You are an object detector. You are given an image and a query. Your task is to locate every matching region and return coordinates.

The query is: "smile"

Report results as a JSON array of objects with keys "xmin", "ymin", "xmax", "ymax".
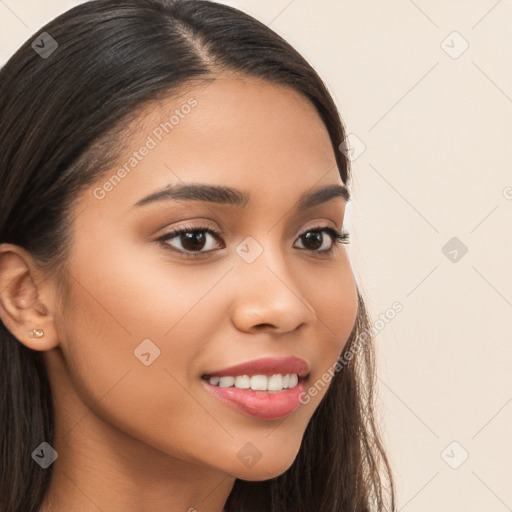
[{"xmin": 203, "ymin": 373, "xmax": 299, "ymax": 391}]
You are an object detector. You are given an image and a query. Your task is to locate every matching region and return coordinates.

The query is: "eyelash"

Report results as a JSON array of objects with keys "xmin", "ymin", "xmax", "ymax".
[{"xmin": 155, "ymin": 223, "xmax": 350, "ymax": 258}]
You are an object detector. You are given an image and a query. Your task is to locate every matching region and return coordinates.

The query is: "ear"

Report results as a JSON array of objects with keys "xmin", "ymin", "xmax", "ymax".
[{"xmin": 0, "ymin": 243, "xmax": 59, "ymax": 351}]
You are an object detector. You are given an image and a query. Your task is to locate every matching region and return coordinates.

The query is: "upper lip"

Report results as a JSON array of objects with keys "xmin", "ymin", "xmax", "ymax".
[{"xmin": 203, "ymin": 356, "xmax": 310, "ymax": 378}]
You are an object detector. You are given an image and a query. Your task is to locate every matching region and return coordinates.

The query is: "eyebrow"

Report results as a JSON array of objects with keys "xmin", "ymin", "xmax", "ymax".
[{"xmin": 133, "ymin": 182, "xmax": 350, "ymax": 210}]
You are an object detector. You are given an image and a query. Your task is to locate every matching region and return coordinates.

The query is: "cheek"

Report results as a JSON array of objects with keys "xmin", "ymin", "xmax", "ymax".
[
  {"xmin": 59, "ymin": 236, "xmax": 225, "ymax": 398},
  {"xmin": 64, "ymin": 226, "xmax": 225, "ymax": 340},
  {"xmin": 297, "ymin": 256, "xmax": 359, "ymax": 403},
  {"xmin": 306, "ymin": 256, "xmax": 359, "ymax": 354}
]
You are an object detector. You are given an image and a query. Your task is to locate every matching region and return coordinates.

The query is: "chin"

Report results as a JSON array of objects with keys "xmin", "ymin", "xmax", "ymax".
[{"xmin": 233, "ymin": 451, "xmax": 299, "ymax": 482}]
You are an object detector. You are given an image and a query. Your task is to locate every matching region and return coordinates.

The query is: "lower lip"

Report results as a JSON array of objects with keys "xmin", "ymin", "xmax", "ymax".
[{"xmin": 202, "ymin": 378, "xmax": 308, "ymax": 420}]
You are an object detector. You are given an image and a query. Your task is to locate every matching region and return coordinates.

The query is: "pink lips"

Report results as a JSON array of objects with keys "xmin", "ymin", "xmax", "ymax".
[{"xmin": 202, "ymin": 356, "xmax": 310, "ymax": 421}]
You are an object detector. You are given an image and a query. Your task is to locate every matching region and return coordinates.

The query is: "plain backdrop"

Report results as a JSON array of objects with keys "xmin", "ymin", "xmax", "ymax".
[{"xmin": 1, "ymin": 1, "xmax": 511, "ymax": 510}]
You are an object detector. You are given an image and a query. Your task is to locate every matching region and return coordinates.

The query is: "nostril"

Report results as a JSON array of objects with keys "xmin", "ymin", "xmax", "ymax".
[{"xmin": 254, "ymin": 323, "xmax": 275, "ymax": 330}]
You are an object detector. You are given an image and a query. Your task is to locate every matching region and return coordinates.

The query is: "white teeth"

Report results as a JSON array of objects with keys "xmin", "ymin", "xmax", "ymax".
[
  {"xmin": 234, "ymin": 375, "xmax": 251, "ymax": 389},
  {"xmin": 267, "ymin": 374, "xmax": 283, "ymax": 390},
  {"xmin": 250, "ymin": 375, "xmax": 268, "ymax": 390},
  {"xmin": 206, "ymin": 373, "xmax": 299, "ymax": 391},
  {"xmin": 218, "ymin": 376, "xmax": 235, "ymax": 387}
]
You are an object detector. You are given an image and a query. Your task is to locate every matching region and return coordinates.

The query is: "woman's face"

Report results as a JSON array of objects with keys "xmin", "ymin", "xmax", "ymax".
[{"xmin": 47, "ymin": 75, "xmax": 358, "ymax": 480}]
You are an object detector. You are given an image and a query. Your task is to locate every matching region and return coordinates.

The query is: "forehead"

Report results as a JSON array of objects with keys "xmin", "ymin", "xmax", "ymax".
[{"xmin": 82, "ymin": 75, "xmax": 343, "ymax": 215}]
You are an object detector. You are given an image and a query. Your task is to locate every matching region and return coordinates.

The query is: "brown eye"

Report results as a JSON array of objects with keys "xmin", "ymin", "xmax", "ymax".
[
  {"xmin": 294, "ymin": 227, "xmax": 350, "ymax": 253},
  {"xmin": 156, "ymin": 225, "xmax": 224, "ymax": 256}
]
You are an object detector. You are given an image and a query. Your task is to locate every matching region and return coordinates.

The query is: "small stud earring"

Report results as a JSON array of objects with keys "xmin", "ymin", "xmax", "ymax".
[{"xmin": 27, "ymin": 328, "xmax": 44, "ymax": 338}]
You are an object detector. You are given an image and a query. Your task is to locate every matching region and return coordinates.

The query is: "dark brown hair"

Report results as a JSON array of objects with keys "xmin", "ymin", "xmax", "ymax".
[{"xmin": 0, "ymin": 1, "xmax": 396, "ymax": 510}]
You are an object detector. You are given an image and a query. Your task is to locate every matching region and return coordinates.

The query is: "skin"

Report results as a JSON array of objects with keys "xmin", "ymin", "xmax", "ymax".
[{"xmin": 0, "ymin": 74, "xmax": 358, "ymax": 512}]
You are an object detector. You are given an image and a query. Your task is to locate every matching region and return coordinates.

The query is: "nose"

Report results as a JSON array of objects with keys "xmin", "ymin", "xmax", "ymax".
[{"xmin": 228, "ymin": 252, "xmax": 317, "ymax": 335}]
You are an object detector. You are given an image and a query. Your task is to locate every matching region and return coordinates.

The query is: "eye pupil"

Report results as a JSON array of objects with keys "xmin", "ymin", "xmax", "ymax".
[
  {"xmin": 302, "ymin": 231, "xmax": 323, "ymax": 250},
  {"xmin": 182, "ymin": 231, "xmax": 206, "ymax": 251}
]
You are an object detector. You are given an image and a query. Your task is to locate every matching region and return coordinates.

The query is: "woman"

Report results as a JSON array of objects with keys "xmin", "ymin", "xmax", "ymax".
[{"xmin": 0, "ymin": 1, "xmax": 396, "ymax": 510}]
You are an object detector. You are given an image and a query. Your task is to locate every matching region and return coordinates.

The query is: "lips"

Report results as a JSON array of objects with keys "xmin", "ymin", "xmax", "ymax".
[
  {"xmin": 202, "ymin": 378, "xmax": 309, "ymax": 420},
  {"xmin": 202, "ymin": 356, "xmax": 310, "ymax": 378},
  {"xmin": 200, "ymin": 356, "xmax": 311, "ymax": 420}
]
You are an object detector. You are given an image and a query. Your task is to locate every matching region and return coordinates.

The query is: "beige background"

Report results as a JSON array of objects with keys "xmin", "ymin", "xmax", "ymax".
[{"xmin": 1, "ymin": 1, "xmax": 511, "ymax": 510}]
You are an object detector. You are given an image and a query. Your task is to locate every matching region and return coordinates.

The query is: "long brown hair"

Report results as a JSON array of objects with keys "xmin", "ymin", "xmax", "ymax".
[{"xmin": 0, "ymin": 1, "xmax": 396, "ymax": 510}]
